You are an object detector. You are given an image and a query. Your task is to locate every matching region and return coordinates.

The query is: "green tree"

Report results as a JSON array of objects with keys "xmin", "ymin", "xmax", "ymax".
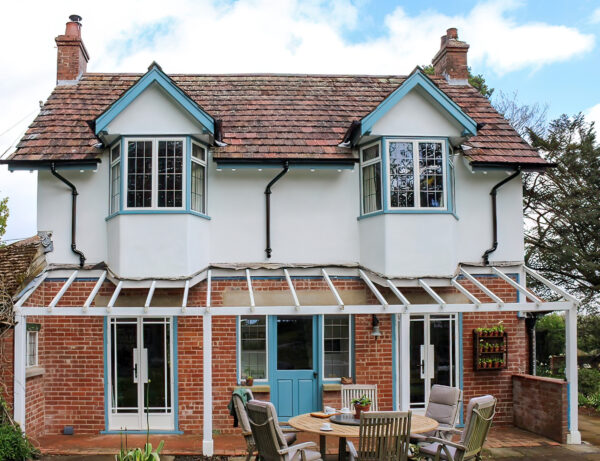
[
  {"xmin": 421, "ymin": 65, "xmax": 494, "ymax": 98},
  {"xmin": 524, "ymin": 114, "xmax": 600, "ymax": 312},
  {"xmin": 0, "ymin": 195, "xmax": 8, "ymax": 246},
  {"xmin": 578, "ymin": 314, "xmax": 600, "ymax": 354}
]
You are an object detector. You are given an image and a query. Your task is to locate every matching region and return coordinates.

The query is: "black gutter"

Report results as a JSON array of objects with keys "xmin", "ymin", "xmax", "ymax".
[
  {"xmin": 0, "ymin": 159, "xmax": 101, "ymax": 168},
  {"xmin": 265, "ymin": 161, "xmax": 289, "ymax": 259},
  {"xmin": 50, "ymin": 163, "xmax": 86, "ymax": 267},
  {"xmin": 482, "ymin": 167, "xmax": 521, "ymax": 265},
  {"xmin": 215, "ymin": 158, "xmax": 357, "ymax": 166}
]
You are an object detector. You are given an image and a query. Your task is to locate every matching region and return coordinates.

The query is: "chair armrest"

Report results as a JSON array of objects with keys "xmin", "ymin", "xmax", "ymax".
[
  {"xmin": 422, "ymin": 436, "xmax": 466, "ymax": 451},
  {"xmin": 279, "ymin": 442, "xmax": 318, "ymax": 454},
  {"xmin": 278, "ymin": 422, "xmax": 300, "ymax": 432},
  {"xmin": 437, "ymin": 426, "xmax": 462, "ymax": 436},
  {"xmin": 409, "ymin": 433, "xmax": 427, "ymax": 443}
]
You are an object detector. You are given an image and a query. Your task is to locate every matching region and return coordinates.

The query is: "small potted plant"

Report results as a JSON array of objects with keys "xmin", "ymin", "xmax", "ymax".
[
  {"xmin": 245, "ymin": 375, "xmax": 254, "ymax": 387},
  {"xmin": 351, "ymin": 394, "xmax": 372, "ymax": 418}
]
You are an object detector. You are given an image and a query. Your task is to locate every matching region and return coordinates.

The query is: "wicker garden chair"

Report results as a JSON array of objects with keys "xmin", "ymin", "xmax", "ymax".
[
  {"xmin": 415, "ymin": 395, "xmax": 496, "ymax": 461},
  {"xmin": 346, "ymin": 411, "xmax": 412, "ymax": 461},
  {"xmin": 247, "ymin": 399, "xmax": 321, "ymax": 461},
  {"xmin": 233, "ymin": 391, "xmax": 298, "ymax": 461}
]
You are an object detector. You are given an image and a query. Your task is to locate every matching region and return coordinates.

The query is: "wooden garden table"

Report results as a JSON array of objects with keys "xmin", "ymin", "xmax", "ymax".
[{"xmin": 288, "ymin": 412, "xmax": 438, "ymax": 461}]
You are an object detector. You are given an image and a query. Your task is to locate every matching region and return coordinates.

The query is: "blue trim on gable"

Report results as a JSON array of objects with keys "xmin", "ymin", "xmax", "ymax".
[
  {"xmin": 95, "ymin": 65, "xmax": 215, "ymax": 135},
  {"xmin": 360, "ymin": 71, "xmax": 477, "ymax": 137}
]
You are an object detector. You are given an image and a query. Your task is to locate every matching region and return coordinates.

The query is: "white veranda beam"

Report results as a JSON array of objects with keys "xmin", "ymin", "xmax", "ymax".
[
  {"xmin": 322, "ymin": 268, "xmax": 344, "ymax": 309},
  {"xmin": 451, "ymin": 278, "xmax": 481, "ymax": 307},
  {"xmin": 524, "ymin": 267, "xmax": 579, "ymax": 304},
  {"xmin": 14, "ymin": 272, "xmax": 48, "ymax": 309},
  {"xmin": 284, "ymin": 269, "xmax": 300, "ymax": 310},
  {"xmin": 358, "ymin": 269, "xmax": 388, "ymax": 307},
  {"xmin": 144, "ymin": 280, "xmax": 157, "ymax": 312},
  {"xmin": 48, "ymin": 270, "xmax": 78, "ymax": 310},
  {"xmin": 246, "ymin": 269, "xmax": 255, "ymax": 312},
  {"xmin": 206, "ymin": 270, "xmax": 212, "ymax": 312},
  {"xmin": 418, "ymin": 279, "xmax": 446, "ymax": 308},
  {"xmin": 107, "ymin": 281, "xmax": 123, "ymax": 311},
  {"xmin": 459, "ymin": 269, "xmax": 504, "ymax": 306},
  {"xmin": 83, "ymin": 271, "xmax": 107, "ymax": 311},
  {"xmin": 491, "ymin": 267, "xmax": 543, "ymax": 306},
  {"xmin": 181, "ymin": 280, "xmax": 190, "ymax": 312},
  {"xmin": 386, "ymin": 280, "xmax": 411, "ymax": 308}
]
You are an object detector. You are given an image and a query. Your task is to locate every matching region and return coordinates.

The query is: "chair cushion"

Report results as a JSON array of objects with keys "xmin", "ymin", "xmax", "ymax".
[
  {"xmin": 418, "ymin": 442, "xmax": 456, "ymax": 460},
  {"xmin": 425, "ymin": 385, "xmax": 461, "ymax": 426},
  {"xmin": 290, "ymin": 448, "xmax": 322, "ymax": 461}
]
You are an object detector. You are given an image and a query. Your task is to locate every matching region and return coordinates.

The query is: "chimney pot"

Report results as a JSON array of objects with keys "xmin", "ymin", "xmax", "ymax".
[{"xmin": 431, "ymin": 27, "xmax": 469, "ymax": 83}]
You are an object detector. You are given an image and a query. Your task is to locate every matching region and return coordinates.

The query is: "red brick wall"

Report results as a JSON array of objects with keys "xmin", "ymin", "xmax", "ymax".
[
  {"xmin": 25, "ymin": 375, "xmax": 45, "ymax": 441},
  {"xmin": 0, "ymin": 328, "xmax": 14, "ymax": 414},
  {"xmin": 178, "ymin": 317, "xmax": 204, "ymax": 433},
  {"xmin": 512, "ymin": 374, "xmax": 567, "ymax": 443}
]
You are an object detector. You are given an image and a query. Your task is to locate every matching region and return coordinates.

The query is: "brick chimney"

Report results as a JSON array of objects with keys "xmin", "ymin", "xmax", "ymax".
[
  {"xmin": 55, "ymin": 15, "xmax": 89, "ymax": 84},
  {"xmin": 431, "ymin": 28, "xmax": 469, "ymax": 83}
]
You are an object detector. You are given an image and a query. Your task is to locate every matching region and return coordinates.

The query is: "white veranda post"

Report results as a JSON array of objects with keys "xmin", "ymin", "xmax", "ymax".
[
  {"xmin": 203, "ymin": 312, "xmax": 214, "ymax": 456},
  {"xmin": 397, "ymin": 313, "xmax": 410, "ymax": 411},
  {"xmin": 13, "ymin": 313, "xmax": 26, "ymax": 430},
  {"xmin": 566, "ymin": 305, "xmax": 581, "ymax": 444}
]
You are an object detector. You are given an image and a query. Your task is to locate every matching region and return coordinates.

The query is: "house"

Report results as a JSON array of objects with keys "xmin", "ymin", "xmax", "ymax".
[{"xmin": 0, "ymin": 16, "xmax": 581, "ymax": 452}]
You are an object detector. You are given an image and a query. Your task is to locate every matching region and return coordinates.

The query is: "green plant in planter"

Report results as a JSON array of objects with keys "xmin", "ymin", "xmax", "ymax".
[{"xmin": 351, "ymin": 394, "xmax": 372, "ymax": 407}]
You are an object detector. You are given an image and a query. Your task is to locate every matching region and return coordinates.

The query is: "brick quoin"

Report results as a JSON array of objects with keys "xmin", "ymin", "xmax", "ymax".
[{"xmin": 13, "ymin": 275, "xmax": 529, "ymax": 435}]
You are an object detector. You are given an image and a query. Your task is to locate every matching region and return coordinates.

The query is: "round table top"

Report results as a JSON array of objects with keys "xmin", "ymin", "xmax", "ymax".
[{"xmin": 288, "ymin": 412, "xmax": 438, "ymax": 438}]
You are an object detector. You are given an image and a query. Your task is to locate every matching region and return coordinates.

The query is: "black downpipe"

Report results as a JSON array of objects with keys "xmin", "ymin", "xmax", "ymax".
[
  {"xmin": 265, "ymin": 161, "xmax": 290, "ymax": 258},
  {"xmin": 50, "ymin": 163, "xmax": 86, "ymax": 267},
  {"xmin": 482, "ymin": 167, "xmax": 521, "ymax": 265}
]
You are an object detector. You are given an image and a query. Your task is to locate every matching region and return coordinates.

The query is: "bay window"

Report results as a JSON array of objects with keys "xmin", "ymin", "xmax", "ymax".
[
  {"xmin": 388, "ymin": 140, "xmax": 446, "ymax": 209},
  {"xmin": 360, "ymin": 143, "xmax": 382, "ymax": 214}
]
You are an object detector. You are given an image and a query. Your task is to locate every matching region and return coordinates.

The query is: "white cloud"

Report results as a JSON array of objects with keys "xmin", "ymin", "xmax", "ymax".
[
  {"xmin": 591, "ymin": 8, "xmax": 600, "ymax": 24},
  {"xmin": 585, "ymin": 103, "xmax": 600, "ymax": 130},
  {"xmin": 0, "ymin": 0, "xmax": 595, "ymax": 240}
]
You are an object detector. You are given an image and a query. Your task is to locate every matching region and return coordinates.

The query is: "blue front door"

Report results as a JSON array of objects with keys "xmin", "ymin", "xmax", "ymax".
[{"xmin": 270, "ymin": 315, "xmax": 319, "ymax": 420}]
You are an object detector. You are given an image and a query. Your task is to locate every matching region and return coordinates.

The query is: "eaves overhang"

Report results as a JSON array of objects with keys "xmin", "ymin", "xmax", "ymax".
[{"xmin": 0, "ymin": 158, "xmax": 101, "ymax": 172}]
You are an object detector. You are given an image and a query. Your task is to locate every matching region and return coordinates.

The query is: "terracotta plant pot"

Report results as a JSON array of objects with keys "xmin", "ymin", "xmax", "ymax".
[
  {"xmin": 354, "ymin": 404, "xmax": 370, "ymax": 419},
  {"xmin": 245, "ymin": 377, "xmax": 254, "ymax": 387}
]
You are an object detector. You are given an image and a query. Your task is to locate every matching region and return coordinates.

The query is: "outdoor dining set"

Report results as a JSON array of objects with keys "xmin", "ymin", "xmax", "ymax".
[{"xmin": 230, "ymin": 384, "xmax": 497, "ymax": 461}]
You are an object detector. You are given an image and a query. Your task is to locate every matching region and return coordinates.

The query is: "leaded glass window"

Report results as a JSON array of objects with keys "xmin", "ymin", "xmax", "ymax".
[
  {"xmin": 324, "ymin": 315, "xmax": 351, "ymax": 379},
  {"xmin": 388, "ymin": 140, "xmax": 446, "ymax": 209},
  {"xmin": 127, "ymin": 140, "xmax": 153, "ymax": 208},
  {"xmin": 240, "ymin": 316, "xmax": 267, "ymax": 379},
  {"xmin": 27, "ymin": 331, "xmax": 38, "ymax": 368},
  {"xmin": 110, "ymin": 143, "xmax": 121, "ymax": 214},
  {"xmin": 191, "ymin": 142, "xmax": 206, "ymax": 213},
  {"xmin": 360, "ymin": 143, "xmax": 382, "ymax": 214},
  {"xmin": 157, "ymin": 140, "xmax": 183, "ymax": 208}
]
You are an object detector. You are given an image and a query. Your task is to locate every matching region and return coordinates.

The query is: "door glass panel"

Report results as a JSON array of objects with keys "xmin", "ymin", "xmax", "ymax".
[
  {"xmin": 430, "ymin": 317, "xmax": 454, "ymax": 387},
  {"xmin": 143, "ymin": 319, "xmax": 171, "ymax": 413},
  {"xmin": 112, "ymin": 319, "xmax": 138, "ymax": 413},
  {"xmin": 277, "ymin": 316, "xmax": 313, "ymax": 370},
  {"xmin": 409, "ymin": 319, "xmax": 425, "ymax": 406}
]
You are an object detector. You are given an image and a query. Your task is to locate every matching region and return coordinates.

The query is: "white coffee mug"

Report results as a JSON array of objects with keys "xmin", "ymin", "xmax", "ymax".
[{"xmin": 321, "ymin": 423, "xmax": 331, "ymax": 430}]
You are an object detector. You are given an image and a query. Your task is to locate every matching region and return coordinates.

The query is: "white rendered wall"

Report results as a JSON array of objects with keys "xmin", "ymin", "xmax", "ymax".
[
  {"xmin": 370, "ymin": 87, "xmax": 463, "ymax": 137},
  {"xmin": 105, "ymin": 83, "xmax": 205, "ymax": 136}
]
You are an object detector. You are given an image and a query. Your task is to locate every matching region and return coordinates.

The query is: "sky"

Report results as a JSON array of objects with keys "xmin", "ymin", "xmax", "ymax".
[{"xmin": 0, "ymin": 0, "xmax": 599, "ymax": 242}]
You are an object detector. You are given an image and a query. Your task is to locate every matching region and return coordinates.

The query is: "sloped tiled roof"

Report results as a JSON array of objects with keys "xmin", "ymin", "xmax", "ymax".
[
  {"xmin": 6, "ymin": 72, "xmax": 547, "ymax": 166},
  {"xmin": 0, "ymin": 236, "xmax": 44, "ymax": 298}
]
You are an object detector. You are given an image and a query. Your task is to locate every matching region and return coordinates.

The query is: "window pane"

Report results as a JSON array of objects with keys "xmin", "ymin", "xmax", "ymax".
[
  {"xmin": 127, "ymin": 141, "xmax": 152, "ymax": 208},
  {"xmin": 157, "ymin": 140, "xmax": 183, "ymax": 208},
  {"xmin": 240, "ymin": 317, "xmax": 267, "ymax": 379},
  {"xmin": 27, "ymin": 331, "xmax": 37, "ymax": 367},
  {"xmin": 362, "ymin": 162, "xmax": 381, "ymax": 213},
  {"xmin": 277, "ymin": 316, "xmax": 312, "ymax": 370},
  {"xmin": 418, "ymin": 142, "xmax": 444, "ymax": 208},
  {"xmin": 362, "ymin": 144, "xmax": 379, "ymax": 162},
  {"xmin": 389, "ymin": 141, "xmax": 414, "ymax": 207},
  {"xmin": 191, "ymin": 161, "xmax": 205, "ymax": 213},
  {"xmin": 324, "ymin": 315, "xmax": 350, "ymax": 378},
  {"xmin": 111, "ymin": 162, "xmax": 120, "ymax": 214},
  {"xmin": 192, "ymin": 143, "xmax": 206, "ymax": 162},
  {"xmin": 111, "ymin": 143, "xmax": 121, "ymax": 163}
]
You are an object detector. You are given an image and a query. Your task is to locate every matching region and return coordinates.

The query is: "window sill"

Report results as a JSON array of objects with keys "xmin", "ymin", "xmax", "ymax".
[
  {"xmin": 234, "ymin": 384, "xmax": 270, "ymax": 393},
  {"xmin": 323, "ymin": 383, "xmax": 342, "ymax": 391},
  {"xmin": 358, "ymin": 209, "xmax": 459, "ymax": 221},
  {"xmin": 26, "ymin": 366, "xmax": 45, "ymax": 379},
  {"xmin": 106, "ymin": 210, "xmax": 211, "ymax": 221}
]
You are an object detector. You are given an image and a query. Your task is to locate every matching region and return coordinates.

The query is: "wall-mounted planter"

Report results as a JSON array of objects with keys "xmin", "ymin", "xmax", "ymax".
[{"xmin": 474, "ymin": 330, "xmax": 508, "ymax": 371}]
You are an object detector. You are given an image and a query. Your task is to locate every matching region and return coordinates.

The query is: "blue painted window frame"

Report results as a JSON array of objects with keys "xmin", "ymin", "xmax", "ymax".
[
  {"xmin": 105, "ymin": 135, "xmax": 211, "ymax": 221},
  {"xmin": 359, "ymin": 141, "xmax": 383, "ymax": 217}
]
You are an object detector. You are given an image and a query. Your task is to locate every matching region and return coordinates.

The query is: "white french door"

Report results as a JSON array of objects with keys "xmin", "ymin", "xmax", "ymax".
[
  {"xmin": 107, "ymin": 317, "xmax": 174, "ymax": 431},
  {"xmin": 407, "ymin": 314, "xmax": 459, "ymax": 410}
]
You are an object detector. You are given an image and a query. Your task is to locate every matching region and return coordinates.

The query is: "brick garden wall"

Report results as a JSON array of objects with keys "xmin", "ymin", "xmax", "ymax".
[
  {"xmin": 512, "ymin": 374, "xmax": 567, "ymax": 443},
  {"xmin": 13, "ymin": 274, "xmax": 530, "ymax": 436}
]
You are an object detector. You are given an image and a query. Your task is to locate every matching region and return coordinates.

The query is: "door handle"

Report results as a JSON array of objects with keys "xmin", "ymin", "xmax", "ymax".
[
  {"xmin": 313, "ymin": 371, "xmax": 318, "ymax": 378},
  {"xmin": 133, "ymin": 348, "xmax": 139, "ymax": 383}
]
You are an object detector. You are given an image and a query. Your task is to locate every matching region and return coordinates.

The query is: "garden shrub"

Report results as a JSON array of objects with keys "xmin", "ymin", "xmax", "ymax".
[
  {"xmin": 579, "ymin": 368, "xmax": 600, "ymax": 396},
  {"xmin": 0, "ymin": 423, "xmax": 38, "ymax": 460}
]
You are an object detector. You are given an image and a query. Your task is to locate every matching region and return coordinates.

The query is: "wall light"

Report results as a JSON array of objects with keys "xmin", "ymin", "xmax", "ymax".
[{"xmin": 371, "ymin": 314, "xmax": 381, "ymax": 338}]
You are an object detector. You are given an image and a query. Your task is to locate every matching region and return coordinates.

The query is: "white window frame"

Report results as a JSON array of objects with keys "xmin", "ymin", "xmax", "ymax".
[
  {"xmin": 321, "ymin": 314, "xmax": 353, "ymax": 382},
  {"xmin": 109, "ymin": 142, "xmax": 121, "ymax": 214},
  {"xmin": 124, "ymin": 137, "xmax": 187, "ymax": 211},
  {"xmin": 386, "ymin": 138, "xmax": 448, "ymax": 211},
  {"xmin": 26, "ymin": 330, "xmax": 38, "ymax": 368},
  {"xmin": 237, "ymin": 316, "xmax": 269, "ymax": 383},
  {"xmin": 190, "ymin": 140, "xmax": 207, "ymax": 214},
  {"xmin": 359, "ymin": 141, "xmax": 383, "ymax": 215}
]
